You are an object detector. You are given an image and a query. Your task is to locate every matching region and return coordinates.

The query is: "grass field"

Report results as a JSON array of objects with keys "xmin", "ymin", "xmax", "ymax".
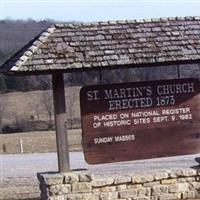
[
  {"xmin": 0, "ymin": 129, "xmax": 82, "ymax": 154},
  {"xmin": 1, "ymin": 86, "xmax": 81, "ymax": 127}
]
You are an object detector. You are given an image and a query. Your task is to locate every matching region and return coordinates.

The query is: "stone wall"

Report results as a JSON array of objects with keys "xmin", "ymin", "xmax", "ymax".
[{"xmin": 37, "ymin": 168, "xmax": 200, "ymax": 200}]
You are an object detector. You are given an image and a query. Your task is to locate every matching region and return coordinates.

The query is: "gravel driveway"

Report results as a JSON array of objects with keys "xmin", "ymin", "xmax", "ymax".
[{"xmin": 1, "ymin": 152, "xmax": 200, "ymax": 199}]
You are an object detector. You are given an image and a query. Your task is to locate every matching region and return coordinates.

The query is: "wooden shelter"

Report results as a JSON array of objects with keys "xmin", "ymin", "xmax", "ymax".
[{"xmin": 1, "ymin": 16, "xmax": 200, "ymax": 172}]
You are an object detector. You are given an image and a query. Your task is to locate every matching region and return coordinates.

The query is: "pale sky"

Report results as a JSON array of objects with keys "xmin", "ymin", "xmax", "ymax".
[{"xmin": 1, "ymin": 0, "xmax": 200, "ymax": 22}]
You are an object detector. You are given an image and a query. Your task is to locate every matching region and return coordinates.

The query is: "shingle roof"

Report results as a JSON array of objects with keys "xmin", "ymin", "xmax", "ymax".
[{"xmin": 1, "ymin": 16, "xmax": 200, "ymax": 74}]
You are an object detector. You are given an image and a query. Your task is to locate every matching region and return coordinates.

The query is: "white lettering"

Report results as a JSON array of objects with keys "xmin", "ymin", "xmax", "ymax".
[
  {"xmin": 87, "ymin": 90, "xmax": 100, "ymax": 101},
  {"xmin": 156, "ymin": 82, "xmax": 194, "ymax": 95},
  {"xmin": 108, "ymin": 97, "xmax": 152, "ymax": 111}
]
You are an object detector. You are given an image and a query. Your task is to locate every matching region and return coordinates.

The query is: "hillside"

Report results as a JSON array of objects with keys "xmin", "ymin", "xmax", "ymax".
[
  {"xmin": 0, "ymin": 19, "xmax": 53, "ymax": 66},
  {"xmin": 0, "ymin": 19, "xmax": 54, "ymax": 92},
  {"xmin": 0, "ymin": 86, "xmax": 81, "ymax": 132}
]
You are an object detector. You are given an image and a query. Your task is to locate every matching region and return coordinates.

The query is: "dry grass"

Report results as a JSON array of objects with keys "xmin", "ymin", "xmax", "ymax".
[
  {"xmin": 1, "ymin": 86, "xmax": 81, "ymax": 126},
  {"xmin": 0, "ymin": 129, "xmax": 82, "ymax": 154}
]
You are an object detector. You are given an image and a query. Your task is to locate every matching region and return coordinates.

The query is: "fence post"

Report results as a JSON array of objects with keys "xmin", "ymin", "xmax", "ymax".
[{"xmin": 19, "ymin": 139, "xmax": 23, "ymax": 153}]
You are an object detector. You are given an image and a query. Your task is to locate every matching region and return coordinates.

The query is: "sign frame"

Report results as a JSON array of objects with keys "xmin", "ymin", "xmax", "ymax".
[{"xmin": 80, "ymin": 78, "xmax": 200, "ymax": 164}]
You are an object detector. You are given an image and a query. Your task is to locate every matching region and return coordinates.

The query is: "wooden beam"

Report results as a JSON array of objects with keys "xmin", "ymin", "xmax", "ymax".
[
  {"xmin": 52, "ymin": 72, "xmax": 70, "ymax": 172},
  {"xmin": 5, "ymin": 59, "xmax": 200, "ymax": 77}
]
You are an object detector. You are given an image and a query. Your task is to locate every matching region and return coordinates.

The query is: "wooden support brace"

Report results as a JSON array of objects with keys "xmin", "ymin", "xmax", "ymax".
[{"xmin": 52, "ymin": 72, "xmax": 70, "ymax": 172}]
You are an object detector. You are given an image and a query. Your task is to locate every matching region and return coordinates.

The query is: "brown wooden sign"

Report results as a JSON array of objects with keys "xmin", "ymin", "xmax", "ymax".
[{"xmin": 80, "ymin": 78, "xmax": 200, "ymax": 164}]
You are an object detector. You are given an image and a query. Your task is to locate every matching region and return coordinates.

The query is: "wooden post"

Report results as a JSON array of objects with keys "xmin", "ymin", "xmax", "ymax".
[{"xmin": 52, "ymin": 72, "xmax": 70, "ymax": 172}]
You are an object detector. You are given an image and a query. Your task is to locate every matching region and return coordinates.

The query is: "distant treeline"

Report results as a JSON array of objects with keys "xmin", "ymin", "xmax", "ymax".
[{"xmin": 0, "ymin": 19, "xmax": 199, "ymax": 93}]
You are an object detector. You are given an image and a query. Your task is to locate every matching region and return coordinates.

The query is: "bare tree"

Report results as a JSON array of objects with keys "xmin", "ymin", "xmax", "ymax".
[
  {"xmin": 65, "ymin": 87, "xmax": 77, "ymax": 129},
  {"xmin": 30, "ymin": 101, "xmax": 42, "ymax": 121},
  {"xmin": 41, "ymin": 90, "xmax": 54, "ymax": 129}
]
